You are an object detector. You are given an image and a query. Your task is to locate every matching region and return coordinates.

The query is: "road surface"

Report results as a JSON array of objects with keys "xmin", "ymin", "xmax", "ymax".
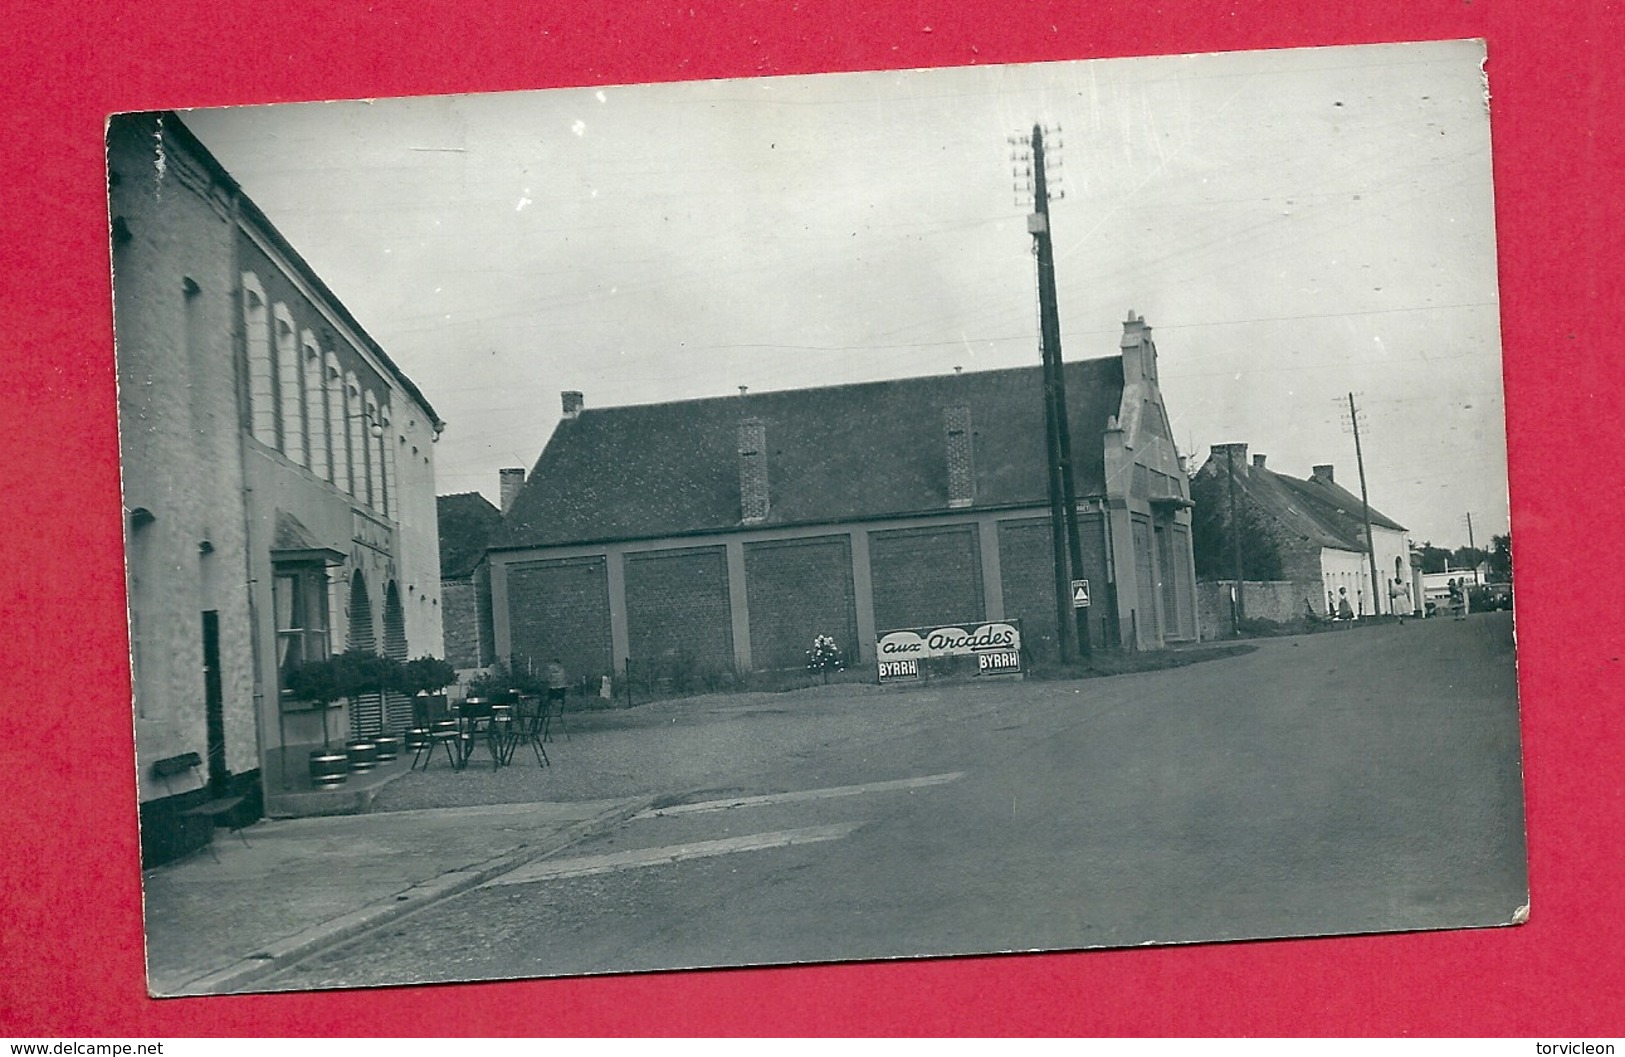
[{"xmin": 267, "ymin": 612, "xmax": 1526, "ymax": 989}]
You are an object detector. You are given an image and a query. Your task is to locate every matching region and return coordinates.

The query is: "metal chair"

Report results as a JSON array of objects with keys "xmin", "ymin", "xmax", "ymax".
[
  {"xmin": 455, "ymin": 698, "xmax": 504, "ymax": 770},
  {"xmin": 411, "ymin": 695, "xmax": 462, "ymax": 771},
  {"xmin": 545, "ymin": 688, "xmax": 571, "ymax": 742},
  {"xmin": 507, "ymin": 694, "xmax": 551, "ymax": 766}
]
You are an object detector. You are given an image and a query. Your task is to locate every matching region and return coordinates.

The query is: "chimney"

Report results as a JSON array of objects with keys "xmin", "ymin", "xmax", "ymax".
[
  {"xmin": 944, "ymin": 405, "xmax": 975, "ymax": 508},
  {"xmin": 1312, "ymin": 464, "xmax": 1335, "ymax": 483},
  {"xmin": 1252, "ymin": 453, "xmax": 1267, "ymax": 470},
  {"xmin": 499, "ymin": 468, "xmax": 525, "ymax": 514},
  {"xmin": 1210, "ymin": 442, "xmax": 1249, "ymax": 475},
  {"xmin": 738, "ymin": 418, "xmax": 769, "ymax": 523},
  {"xmin": 561, "ymin": 391, "xmax": 584, "ymax": 420},
  {"xmin": 1120, "ymin": 310, "xmax": 1158, "ymax": 383}
]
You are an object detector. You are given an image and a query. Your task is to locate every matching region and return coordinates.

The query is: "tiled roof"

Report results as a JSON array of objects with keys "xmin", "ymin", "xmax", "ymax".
[
  {"xmin": 1195, "ymin": 455, "xmax": 1406, "ymax": 552},
  {"xmin": 271, "ymin": 510, "xmax": 324, "ymax": 553},
  {"xmin": 495, "ymin": 358, "xmax": 1125, "ymax": 550},
  {"xmin": 437, "ymin": 492, "xmax": 503, "ymax": 579},
  {"xmin": 1274, "ymin": 473, "xmax": 1407, "ymax": 537}
]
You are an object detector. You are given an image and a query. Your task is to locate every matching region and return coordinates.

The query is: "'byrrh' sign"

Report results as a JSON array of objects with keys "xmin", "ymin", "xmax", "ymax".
[{"xmin": 876, "ymin": 620, "xmax": 1023, "ymax": 682}]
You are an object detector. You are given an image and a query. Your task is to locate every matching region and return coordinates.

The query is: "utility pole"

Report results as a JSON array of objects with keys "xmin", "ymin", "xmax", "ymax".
[
  {"xmin": 1346, "ymin": 393, "xmax": 1382, "ymax": 616},
  {"xmin": 1464, "ymin": 511, "xmax": 1476, "ymax": 552},
  {"xmin": 1017, "ymin": 123, "xmax": 1091, "ymax": 662},
  {"xmin": 1040, "ymin": 330, "xmax": 1073, "ymax": 664},
  {"xmin": 1226, "ymin": 444, "xmax": 1244, "ymax": 634}
]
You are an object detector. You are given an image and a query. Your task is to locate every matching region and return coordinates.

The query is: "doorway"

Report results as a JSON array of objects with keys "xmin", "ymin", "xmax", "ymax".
[{"xmin": 202, "ymin": 610, "xmax": 226, "ymax": 795}]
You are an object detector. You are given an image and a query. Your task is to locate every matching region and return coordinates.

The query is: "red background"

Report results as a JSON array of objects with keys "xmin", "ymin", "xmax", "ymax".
[{"xmin": 1, "ymin": 0, "xmax": 1618, "ymax": 1037}]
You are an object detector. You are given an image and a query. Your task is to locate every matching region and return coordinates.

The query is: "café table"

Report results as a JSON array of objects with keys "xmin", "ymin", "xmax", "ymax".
[{"xmin": 454, "ymin": 698, "xmax": 509, "ymax": 771}]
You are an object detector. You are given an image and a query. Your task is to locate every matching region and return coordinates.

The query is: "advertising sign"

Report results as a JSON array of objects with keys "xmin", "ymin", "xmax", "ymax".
[{"xmin": 875, "ymin": 620, "xmax": 1023, "ymax": 682}]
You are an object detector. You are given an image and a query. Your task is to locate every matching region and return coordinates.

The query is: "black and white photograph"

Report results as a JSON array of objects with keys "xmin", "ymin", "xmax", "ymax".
[{"xmin": 111, "ymin": 38, "xmax": 1526, "ymax": 997}]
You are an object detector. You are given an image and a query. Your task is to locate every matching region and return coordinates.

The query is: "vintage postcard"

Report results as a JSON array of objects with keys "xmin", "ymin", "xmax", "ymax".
[{"xmin": 110, "ymin": 39, "xmax": 1525, "ymax": 995}]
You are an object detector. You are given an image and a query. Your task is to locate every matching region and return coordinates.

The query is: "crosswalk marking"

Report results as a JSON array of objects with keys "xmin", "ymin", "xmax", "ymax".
[
  {"xmin": 483, "ymin": 822, "xmax": 863, "ymax": 887},
  {"xmin": 634, "ymin": 771, "xmax": 965, "ymax": 819}
]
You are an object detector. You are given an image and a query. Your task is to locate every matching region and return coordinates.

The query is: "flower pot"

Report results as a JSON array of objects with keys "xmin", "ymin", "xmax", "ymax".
[
  {"xmin": 373, "ymin": 734, "xmax": 403, "ymax": 761},
  {"xmin": 345, "ymin": 739, "xmax": 379, "ymax": 771},
  {"xmin": 309, "ymin": 750, "xmax": 348, "ymax": 788}
]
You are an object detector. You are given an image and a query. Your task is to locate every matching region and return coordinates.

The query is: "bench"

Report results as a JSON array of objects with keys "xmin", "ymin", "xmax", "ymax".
[{"xmin": 152, "ymin": 753, "xmax": 250, "ymax": 862}]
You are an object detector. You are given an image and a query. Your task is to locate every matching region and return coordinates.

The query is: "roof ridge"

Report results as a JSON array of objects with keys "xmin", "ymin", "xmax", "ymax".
[{"xmin": 563, "ymin": 355, "xmax": 1120, "ymax": 415}]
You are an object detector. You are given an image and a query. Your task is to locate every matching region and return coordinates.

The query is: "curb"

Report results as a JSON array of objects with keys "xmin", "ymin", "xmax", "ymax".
[{"xmin": 153, "ymin": 794, "xmax": 659, "ymax": 997}]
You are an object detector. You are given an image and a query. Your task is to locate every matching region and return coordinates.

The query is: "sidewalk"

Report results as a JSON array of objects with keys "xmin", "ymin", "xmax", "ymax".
[
  {"xmin": 138, "ymin": 689, "xmax": 841, "ymax": 998},
  {"xmin": 137, "ymin": 677, "xmax": 1119, "ymax": 997},
  {"xmin": 141, "ymin": 795, "xmax": 652, "ymax": 996}
]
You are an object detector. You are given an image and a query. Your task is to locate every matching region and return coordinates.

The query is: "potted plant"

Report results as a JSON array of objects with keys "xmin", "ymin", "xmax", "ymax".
[
  {"xmin": 283, "ymin": 655, "xmax": 348, "ymax": 787},
  {"xmin": 397, "ymin": 655, "xmax": 457, "ymax": 697},
  {"xmin": 334, "ymin": 649, "xmax": 396, "ymax": 771},
  {"xmin": 393, "ymin": 655, "xmax": 457, "ymax": 754}
]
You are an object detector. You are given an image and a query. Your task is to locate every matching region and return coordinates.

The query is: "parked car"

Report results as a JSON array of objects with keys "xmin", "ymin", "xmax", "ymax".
[{"xmin": 1473, "ymin": 582, "xmax": 1513, "ymax": 611}]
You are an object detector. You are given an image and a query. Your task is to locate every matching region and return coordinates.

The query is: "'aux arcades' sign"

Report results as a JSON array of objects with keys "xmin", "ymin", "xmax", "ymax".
[{"xmin": 875, "ymin": 620, "xmax": 1023, "ymax": 682}]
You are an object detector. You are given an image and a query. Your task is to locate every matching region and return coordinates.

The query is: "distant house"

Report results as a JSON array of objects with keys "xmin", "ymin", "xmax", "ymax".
[
  {"xmin": 1190, "ymin": 445, "xmax": 1413, "ymax": 619},
  {"xmin": 437, "ymin": 489, "xmax": 505, "ymax": 671},
  {"xmin": 110, "ymin": 112, "xmax": 445, "ymax": 865},
  {"xmin": 1420, "ymin": 565, "xmax": 1490, "ymax": 611},
  {"xmin": 486, "ymin": 313, "xmax": 1200, "ymax": 684}
]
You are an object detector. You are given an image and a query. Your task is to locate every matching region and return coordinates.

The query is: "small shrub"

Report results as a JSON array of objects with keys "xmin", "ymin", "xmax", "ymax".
[{"xmin": 805, "ymin": 634, "xmax": 845, "ymax": 684}]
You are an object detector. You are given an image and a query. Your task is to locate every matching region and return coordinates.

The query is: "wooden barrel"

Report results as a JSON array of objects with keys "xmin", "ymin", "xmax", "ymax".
[
  {"xmin": 403, "ymin": 727, "xmax": 430, "ymax": 752},
  {"xmin": 373, "ymin": 734, "xmax": 403, "ymax": 761},
  {"xmin": 309, "ymin": 750, "xmax": 348, "ymax": 787},
  {"xmin": 346, "ymin": 739, "xmax": 379, "ymax": 771}
]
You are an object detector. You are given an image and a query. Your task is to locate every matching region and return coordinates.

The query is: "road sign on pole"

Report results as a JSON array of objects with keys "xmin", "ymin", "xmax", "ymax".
[{"xmin": 1071, "ymin": 579, "xmax": 1090, "ymax": 608}]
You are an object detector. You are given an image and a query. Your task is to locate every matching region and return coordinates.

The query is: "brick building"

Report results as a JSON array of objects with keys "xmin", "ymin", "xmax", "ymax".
[
  {"xmin": 110, "ymin": 112, "xmax": 446, "ymax": 865},
  {"xmin": 437, "ymin": 490, "xmax": 503, "ymax": 671},
  {"xmin": 487, "ymin": 314, "xmax": 1199, "ymax": 683},
  {"xmin": 1190, "ymin": 444, "xmax": 1412, "ymax": 621}
]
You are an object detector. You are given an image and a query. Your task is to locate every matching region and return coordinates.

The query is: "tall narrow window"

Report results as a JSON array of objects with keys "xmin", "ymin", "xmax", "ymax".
[
  {"xmin": 241, "ymin": 274, "xmax": 275, "ymax": 447},
  {"xmin": 381, "ymin": 403, "xmax": 397, "ymax": 520},
  {"xmin": 273, "ymin": 304, "xmax": 305, "ymax": 466},
  {"xmin": 346, "ymin": 371, "xmax": 366, "ymax": 504},
  {"xmin": 184, "ymin": 278, "xmax": 207, "ymax": 439},
  {"xmin": 303, "ymin": 331, "xmax": 328, "ymax": 480},
  {"xmin": 365, "ymin": 390, "xmax": 383, "ymax": 512},
  {"xmin": 326, "ymin": 353, "xmax": 349, "ymax": 494}
]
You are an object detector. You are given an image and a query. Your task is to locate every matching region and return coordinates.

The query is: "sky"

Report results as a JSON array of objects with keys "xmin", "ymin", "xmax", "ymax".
[{"xmin": 181, "ymin": 38, "xmax": 1508, "ymax": 548}]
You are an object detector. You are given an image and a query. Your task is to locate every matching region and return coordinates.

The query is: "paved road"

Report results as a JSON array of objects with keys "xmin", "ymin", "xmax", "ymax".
[{"xmin": 267, "ymin": 613, "xmax": 1526, "ymax": 990}]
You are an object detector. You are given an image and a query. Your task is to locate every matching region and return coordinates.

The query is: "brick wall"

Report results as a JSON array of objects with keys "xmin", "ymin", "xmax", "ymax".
[
  {"xmin": 1278, "ymin": 537, "xmax": 1330, "ymax": 615},
  {"xmin": 1197, "ymin": 580, "xmax": 1304, "ymax": 639},
  {"xmin": 870, "ymin": 524, "xmax": 984, "ymax": 631},
  {"xmin": 508, "ymin": 556, "xmax": 614, "ymax": 682},
  {"xmin": 624, "ymin": 546, "xmax": 736, "ymax": 672},
  {"xmin": 442, "ymin": 577, "xmax": 482, "ymax": 669},
  {"xmin": 998, "ymin": 514, "xmax": 1109, "ymax": 660},
  {"xmin": 738, "ymin": 420, "xmax": 769, "ymax": 522},
  {"xmin": 945, "ymin": 405, "xmax": 974, "ymax": 507},
  {"xmin": 474, "ymin": 561, "xmax": 495, "ymax": 666},
  {"xmin": 745, "ymin": 535, "xmax": 858, "ymax": 670}
]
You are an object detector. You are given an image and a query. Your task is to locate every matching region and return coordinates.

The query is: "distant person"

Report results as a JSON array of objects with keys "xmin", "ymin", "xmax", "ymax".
[
  {"xmin": 1390, "ymin": 577, "xmax": 1412, "ymax": 624},
  {"xmin": 546, "ymin": 658, "xmax": 568, "ymax": 709},
  {"xmin": 1448, "ymin": 578, "xmax": 1466, "ymax": 620},
  {"xmin": 1336, "ymin": 587, "xmax": 1355, "ymax": 621},
  {"xmin": 1327, "ymin": 591, "xmax": 1338, "ymax": 620}
]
